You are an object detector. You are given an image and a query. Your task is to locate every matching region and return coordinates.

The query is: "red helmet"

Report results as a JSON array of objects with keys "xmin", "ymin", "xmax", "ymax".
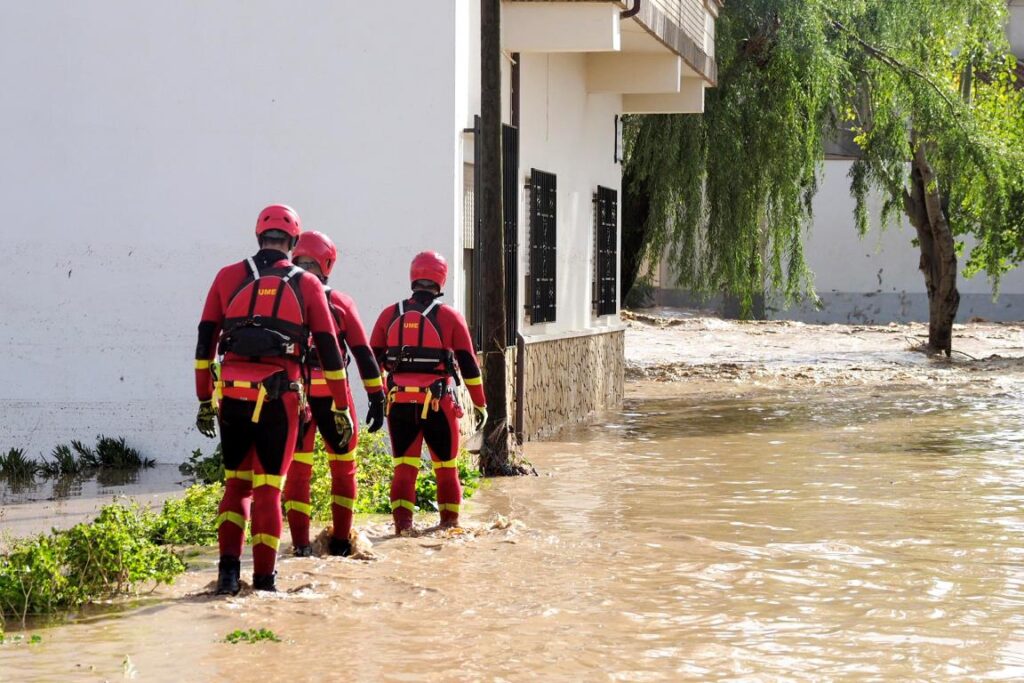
[
  {"xmin": 255, "ymin": 204, "xmax": 302, "ymax": 240},
  {"xmin": 293, "ymin": 230, "xmax": 338, "ymax": 277},
  {"xmin": 410, "ymin": 251, "xmax": 448, "ymax": 289}
]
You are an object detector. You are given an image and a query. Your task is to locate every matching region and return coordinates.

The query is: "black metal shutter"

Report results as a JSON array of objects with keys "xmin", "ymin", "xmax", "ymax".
[
  {"xmin": 502, "ymin": 124, "xmax": 519, "ymax": 345},
  {"xmin": 528, "ymin": 169, "xmax": 557, "ymax": 324},
  {"xmin": 594, "ymin": 186, "xmax": 618, "ymax": 316}
]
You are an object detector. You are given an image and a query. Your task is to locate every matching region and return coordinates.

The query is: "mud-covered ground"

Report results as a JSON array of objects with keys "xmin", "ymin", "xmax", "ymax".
[{"xmin": 624, "ymin": 308, "xmax": 1024, "ymax": 395}]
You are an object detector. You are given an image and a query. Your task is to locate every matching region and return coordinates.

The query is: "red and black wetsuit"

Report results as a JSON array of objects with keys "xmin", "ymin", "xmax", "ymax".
[
  {"xmin": 195, "ymin": 248, "xmax": 351, "ymax": 577},
  {"xmin": 284, "ymin": 288, "xmax": 383, "ymax": 550},
  {"xmin": 369, "ymin": 290, "xmax": 486, "ymax": 529}
]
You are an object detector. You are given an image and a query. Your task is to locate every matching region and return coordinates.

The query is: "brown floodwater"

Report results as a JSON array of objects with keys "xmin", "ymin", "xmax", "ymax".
[{"xmin": 4, "ymin": 379, "xmax": 1024, "ymax": 681}]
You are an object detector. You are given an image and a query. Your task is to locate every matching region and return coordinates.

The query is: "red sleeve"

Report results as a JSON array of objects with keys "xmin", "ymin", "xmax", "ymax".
[
  {"xmin": 333, "ymin": 292, "xmax": 384, "ymax": 396},
  {"xmin": 300, "ymin": 274, "xmax": 350, "ymax": 410},
  {"xmin": 442, "ymin": 306, "xmax": 486, "ymax": 408},
  {"xmin": 194, "ymin": 265, "xmax": 236, "ymax": 401},
  {"xmin": 369, "ymin": 304, "xmax": 397, "ymax": 362}
]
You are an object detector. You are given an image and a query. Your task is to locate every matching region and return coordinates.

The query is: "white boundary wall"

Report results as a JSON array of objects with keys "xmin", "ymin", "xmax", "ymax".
[
  {"xmin": 0, "ymin": 1, "xmax": 461, "ymax": 461},
  {"xmin": 775, "ymin": 159, "xmax": 1024, "ymax": 323}
]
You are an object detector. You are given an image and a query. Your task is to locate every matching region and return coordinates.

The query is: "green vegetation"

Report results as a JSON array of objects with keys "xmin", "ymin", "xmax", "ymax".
[
  {"xmin": 178, "ymin": 446, "xmax": 225, "ymax": 485},
  {"xmin": 0, "ymin": 448, "xmax": 37, "ymax": 479},
  {"xmin": 186, "ymin": 430, "xmax": 482, "ymax": 516},
  {"xmin": 624, "ymin": 0, "xmax": 1024, "ymax": 354},
  {"xmin": 223, "ymin": 628, "xmax": 282, "ymax": 644},
  {"xmin": 0, "ymin": 503, "xmax": 185, "ymax": 626},
  {"xmin": 2, "ymin": 435, "xmax": 154, "ymax": 484},
  {"xmin": 150, "ymin": 483, "xmax": 223, "ymax": 546},
  {"xmin": 0, "ymin": 633, "xmax": 43, "ymax": 645}
]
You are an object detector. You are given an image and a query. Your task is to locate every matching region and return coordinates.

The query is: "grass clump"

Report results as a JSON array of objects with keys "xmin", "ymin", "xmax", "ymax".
[
  {"xmin": 0, "ymin": 502, "xmax": 185, "ymax": 626},
  {"xmin": 223, "ymin": 628, "xmax": 282, "ymax": 644},
  {"xmin": 0, "ymin": 448, "xmax": 38, "ymax": 479},
  {"xmin": 94, "ymin": 436, "xmax": 154, "ymax": 469}
]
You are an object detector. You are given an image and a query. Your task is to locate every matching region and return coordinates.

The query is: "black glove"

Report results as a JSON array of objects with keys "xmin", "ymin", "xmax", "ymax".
[
  {"xmin": 333, "ymin": 405, "xmax": 355, "ymax": 446},
  {"xmin": 366, "ymin": 392, "xmax": 386, "ymax": 433},
  {"xmin": 196, "ymin": 400, "xmax": 217, "ymax": 439}
]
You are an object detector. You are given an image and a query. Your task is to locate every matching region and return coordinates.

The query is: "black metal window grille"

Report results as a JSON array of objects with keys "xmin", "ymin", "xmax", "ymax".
[
  {"xmin": 526, "ymin": 169, "xmax": 557, "ymax": 324},
  {"xmin": 502, "ymin": 124, "xmax": 520, "ymax": 345},
  {"xmin": 593, "ymin": 186, "xmax": 618, "ymax": 316}
]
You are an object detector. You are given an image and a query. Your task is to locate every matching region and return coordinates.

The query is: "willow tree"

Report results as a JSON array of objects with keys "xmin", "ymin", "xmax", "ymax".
[{"xmin": 624, "ymin": 0, "xmax": 1024, "ymax": 355}]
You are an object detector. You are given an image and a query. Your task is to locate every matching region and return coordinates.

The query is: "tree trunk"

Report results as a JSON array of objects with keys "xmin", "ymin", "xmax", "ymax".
[
  {"xmin": 478, "ymin": 0, "xmax": 529, "ymax": 476},
  {"xmin": 620, "ymin": 164, "xmax": 652, "ymax": 305},
  {"xmin": 904, "ymin": 141, "xmax": 960, "ymax": 356}
]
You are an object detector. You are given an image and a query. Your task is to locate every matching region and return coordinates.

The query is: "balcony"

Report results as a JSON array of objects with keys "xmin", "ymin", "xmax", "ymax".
[{"xmin": 504, "ymin": 0, "xmax": 719, "ymax": 84}]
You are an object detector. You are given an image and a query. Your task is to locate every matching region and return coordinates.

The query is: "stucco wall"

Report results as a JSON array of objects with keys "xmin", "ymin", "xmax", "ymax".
[
  {"xmin": 1010, "ymin": 0, "xmax": 1024, "ymax": 57},
  {"xmin": 776, "ymin": 159, "xmax": 1024, "ymax": 323},
  {"xmin": 516, "ymin": 51, "xmax": 624, "ymax": 337},
  {"xmin": 0, "ymin": 1, "xmax": 462, "ymax": 462},
  {"xmin": 521, "ymin": 330, "xmax": 624, "ymax": 440}
]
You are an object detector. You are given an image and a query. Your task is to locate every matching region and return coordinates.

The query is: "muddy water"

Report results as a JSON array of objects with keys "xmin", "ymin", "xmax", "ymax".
[{"xmin": 6, "ymin": 380, "xmax": 1024, "ymax": 681}]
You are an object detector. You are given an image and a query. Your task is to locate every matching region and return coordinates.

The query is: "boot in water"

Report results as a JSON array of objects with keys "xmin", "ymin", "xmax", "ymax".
[
  {"xmin": 293, "ymin": 544, "xmax": 313, "ymax": 558},
  {"xmin": 328, "ymin": 536, "xmax": 352, "ymax": 557},
  {"xmin": 393, "ymin": 508, "xmax": 414, "ymax": 536},
  {"xmin": 252, "ymin": 572, "xmax": 277, "ymax": 592},
  {"xmin": 439, "ymin": 510, "xmax": 460, "ymax": 529},
  {"xmin": 215, "ymin": 556, "xmax": 241, "ymax": 596}
]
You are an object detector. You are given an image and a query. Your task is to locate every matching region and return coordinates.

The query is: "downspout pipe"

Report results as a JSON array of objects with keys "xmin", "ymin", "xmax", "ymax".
[
  {"xmin": 515, "ymin": 332, "xmax": 526, "ymax": 444},
  {"xmin": 621, "ymin": 0, "xmax": 641, "ymax": 19}
]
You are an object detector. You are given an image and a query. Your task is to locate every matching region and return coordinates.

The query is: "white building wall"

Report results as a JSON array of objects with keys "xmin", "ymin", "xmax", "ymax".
[
  {"xmin": 0, "ymin": 1, "xmax": 461, "ymax": 462},
  {"xmin": 1010, "ymin": 0, "xmax": 1024, "ymax": 57},
  {"xmin": 775, "ymin": 159, "xmax": 1024, "ymax": 323},
  {"xmin": 516, "ymin": 52, "xmax": 624, "ymax": 339}
]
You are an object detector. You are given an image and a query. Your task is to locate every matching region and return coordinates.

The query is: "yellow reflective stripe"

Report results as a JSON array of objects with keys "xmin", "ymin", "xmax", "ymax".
[
  {"xmin": 420, "ymin": 389, "xmax": 433, "ymax": 420},
  {"xmin": 292, "ymin": 451, "xmax": 314, "ymax": 465},
  {"xmin": 226, "ymin": 381, "xmax": 252, "ymax": 389},
  {"xmin": 363, "ymin": 377, "xmax": 383, "ymax": 388},
  {"xmin": 217, "ymin": 511, "xmax": 246, "ymax": 529},
  {"xmin": 224, "ymin": 469, "xmax": 253, "ymax": 482},
  {"xmin": 311, "ymin": 378, "xmax": 328, "ymax": 385},
  {"xmin": 331, "ymin": 495, "xmax": 355, "ymax": 510},
  {"xmin": 393, "ymin": 456, "xmax": 421, "ymax": 468},
  {"xmin": 252, "ymin": 473, "xmax": 284, "ymax": 490},
  {"xmin": 252, "ymin": 533, "xmax": 280, "ymax": 551},
  {"xmin": 195, "ymin": 359, "xmax": 211, "ymax": 370},
  {"xmin": 464, "ymin": 376, "xmax": 483, "ymax": 386},
  {"xmin": 439, "ymin": 503, "xmax": 461, "ymax": 513},
  {"xmin": 391, "ymin": 499, "xmax": 415, "ymax": 512},
  {"xmin": 323, "ymin": 369, "xmax": 347, "ymax": 381},
  {"xmin": 327, "ymin": 451, "xmax": 356, "ymax": 462},
  {"xmin": 283, "ymin": 500, "xmax": 312, "ymax": 516},
  {"xmin": 432, "ymin": 459, "xmax": 458, "ymax": 470},
  {"xmin": 251, "ymin": 384, "xmax": 268, "ymax": 423}
]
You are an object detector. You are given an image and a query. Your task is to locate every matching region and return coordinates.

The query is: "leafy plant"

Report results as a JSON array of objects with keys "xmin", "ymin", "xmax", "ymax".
[
  {"xmin": 70, "ymin": 440, "xmax": 98, "ymax": 468},
  {"xmin": 94, "ymin": 436, "xmax": 154, "ymax": 469},
  {"xmin": 223, "ymin": 628, "xmax": 281, "ymax": 644},
  {"xmin": 62, "ymin": 503, "xmax": 183, "ymax": 597},
  {"xmin": 150, "ymin": 483, "xmax": 223, "ymax": 546},
  {"xmin": 40, "ymin": 445, "xmax": 84, "ymax": 476},
  {"xmin": 0, "ymin": 448, "xmax": 38, "ymax": 479},
  {"xmin": 178, "ymin": 446, "xmax": 225, "ymax": 485},
  {"xmin": 0, "ymin": 503, "xmax": 185, "ymax": 625}
]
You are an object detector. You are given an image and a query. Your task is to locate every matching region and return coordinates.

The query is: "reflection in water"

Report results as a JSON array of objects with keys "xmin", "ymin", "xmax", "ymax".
[{"xmin": 5, "ymin": 383, "xmax": 1024, "ymax": 680}]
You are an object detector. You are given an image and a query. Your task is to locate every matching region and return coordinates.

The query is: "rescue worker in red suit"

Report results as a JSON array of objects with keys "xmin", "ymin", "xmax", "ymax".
[
  {"xmin": 283, "ymin": 230, "xmax": 386, "ymax": 557},
  {"xmin": 194, "ymin": 205, "xmax": 355, "ymax": 594},
  {"xmin": 369, "ymin": 251, "xmax": 487, "ymax": 533}
]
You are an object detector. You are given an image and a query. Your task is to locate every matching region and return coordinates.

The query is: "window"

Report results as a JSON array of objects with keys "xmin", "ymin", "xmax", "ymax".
[
  {"xmin": 526, "ymin": 169, "xmax": 557, "ymax": 324},
  {"xmin": 462, "ymin": 161, "xmax": 477, "ymax": 337},
  {"xmin": 593, "ymin": 186, "xmax": 618, "ymax": 317}
]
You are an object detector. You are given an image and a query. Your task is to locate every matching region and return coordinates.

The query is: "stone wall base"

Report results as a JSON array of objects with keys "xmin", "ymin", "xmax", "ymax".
[{"xmin": 518, "ymin": 329, "xmax": 625, "ymax": 441}]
